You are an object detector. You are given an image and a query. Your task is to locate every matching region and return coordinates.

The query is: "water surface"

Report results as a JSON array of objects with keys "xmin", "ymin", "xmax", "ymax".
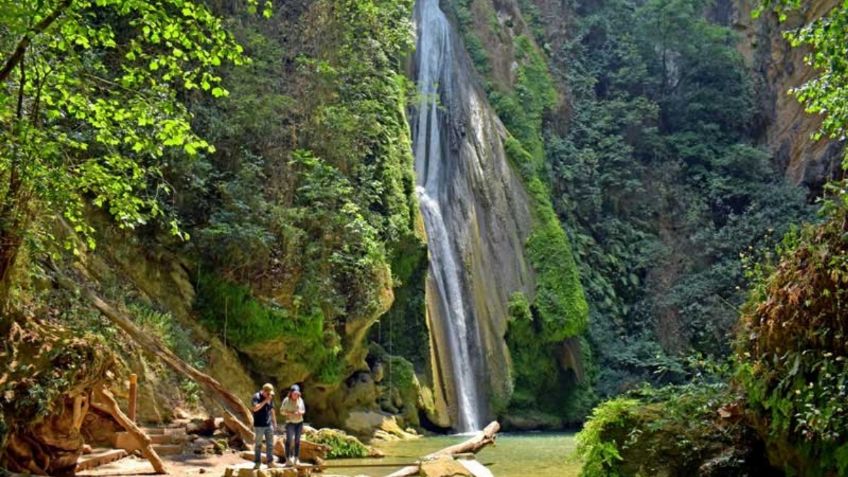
[{"xmin": 326, "ymin": 432, "xmax": 581, "ymax": 477}]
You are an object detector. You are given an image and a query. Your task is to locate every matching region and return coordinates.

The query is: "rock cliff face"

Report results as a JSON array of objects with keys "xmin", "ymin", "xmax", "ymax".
[
  {"xmin": 412, "ymin": 0, "xmax": 536, "ymax": 430},
  {"xmin": 724, "ymin": 0, "xmax": 844, "ymax": 194}
]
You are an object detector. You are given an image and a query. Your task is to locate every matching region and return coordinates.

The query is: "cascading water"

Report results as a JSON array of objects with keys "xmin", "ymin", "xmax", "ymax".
[{"xmin": 412, "ymin": 0, "xmax": 483, "ymax": 432}]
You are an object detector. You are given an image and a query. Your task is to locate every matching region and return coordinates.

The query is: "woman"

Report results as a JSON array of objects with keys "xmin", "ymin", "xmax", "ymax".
[{"xmin": 280, "ymin": 384, "xmax": 306, "ymax": 466}]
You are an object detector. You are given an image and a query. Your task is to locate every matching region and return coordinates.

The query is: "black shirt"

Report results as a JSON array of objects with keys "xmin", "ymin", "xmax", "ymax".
[{"xmin": 252, "ymin": 392, "xmax": 274, "ymax": 427}]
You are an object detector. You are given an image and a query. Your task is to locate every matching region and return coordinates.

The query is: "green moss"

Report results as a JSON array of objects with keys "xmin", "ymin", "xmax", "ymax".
[
  {"xmin": 375, "ymin": 231, "xmax": 429, "ymax": 371},
  {"xmin": 505, "ymin": 292, "xmax": 591, "ymax": 421},
  {"xmin": 447, "ymin": 0, "xmax": 492, "ymax": 74},
  {"xmin": 576, "ymin": 384, "xmax": 772, "ymax": 477},
  {"xmin": 309, "ymin": 429, "xmax": 371, "ymax": 458},
  {"xmin": 494, "ymin": 36, "xmax": 587, "ymax": 342},
  {"xmin": 492, "ymin": 36, "xmax": 557, "ymax": 172},
  {"xmin": 368, "ymin": 343, "xmax": 421, "ymax": 425},
  {"xmin": 195, "ymin": 274, "xmax": 344, "ymax": 383},
  {"xmin": 455, "ymin": 28, "xmax": 588, "ymax": 418},
  {"xmin": 492, "ymin": 34, "xmax": 588, "ymax": 417}
]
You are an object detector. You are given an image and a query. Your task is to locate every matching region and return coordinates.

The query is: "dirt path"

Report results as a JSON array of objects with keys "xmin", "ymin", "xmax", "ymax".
[
  {"xmin": 78, "ymin": 452, "xmax": 246, "ymax": 477},
  {"xmin": 77, "ymin": 452, "xmax": 360, "ymax": 477}
]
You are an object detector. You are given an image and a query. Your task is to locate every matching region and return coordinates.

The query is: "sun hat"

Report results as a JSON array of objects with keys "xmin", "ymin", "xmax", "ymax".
[{"xmin": 262, "ymin": 383, "xmax": 274, "ymax": 392}]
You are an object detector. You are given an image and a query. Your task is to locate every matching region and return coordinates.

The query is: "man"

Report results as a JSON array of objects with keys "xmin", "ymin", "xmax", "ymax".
[
  {"xmin": 251, "ymin": 383, "xmax": 277, "ymax": 469},
  {"xmin": 280, "ymin": 384, "xmax": 306, "ymax": 467}
]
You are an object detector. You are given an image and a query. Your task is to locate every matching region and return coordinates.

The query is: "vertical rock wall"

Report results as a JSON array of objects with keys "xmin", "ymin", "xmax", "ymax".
[
  {"xmin": 412, "ymin": 0, "xmax": 536, "ymax": 428},
  {"xmin": 727, "ymin": 0, "xmax": 844, "ymax": 194}
]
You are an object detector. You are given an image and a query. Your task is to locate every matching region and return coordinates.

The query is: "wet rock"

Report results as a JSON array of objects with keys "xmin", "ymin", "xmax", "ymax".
[
  {"xmin": 502, "ymin": 411, "xmax": 563, "ymax": 431},
  {"xmin": 343, "ymin": 371, "xmax": 378, "ymax": 409},
  {"xmin": 191, "ymin": 438, "xmax": 216, "ymax": 455},
  {"xmin": 344, "ymin": 411, "xmax": 419, "ymax": 441},
  {"xmin": 371, "ymin": 362, "xmax": 384, "ymax": 383}
]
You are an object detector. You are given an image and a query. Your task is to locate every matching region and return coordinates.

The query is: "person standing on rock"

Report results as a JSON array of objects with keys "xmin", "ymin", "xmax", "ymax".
[
  {"xmin": 281, "ymin": 384, "xmax": 306, "ymax": 466},
  {"xmin": 251, "ymin": 383, "xmax": 278, "ymax": 469}
]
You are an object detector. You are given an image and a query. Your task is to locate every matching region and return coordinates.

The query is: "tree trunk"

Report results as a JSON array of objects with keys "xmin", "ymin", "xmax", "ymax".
[
  {"xmin": 0, "ymin": 227, "xmax": 23, "ymax": 307},
  {"xmin": 91, "ymin": 387, "xmax": 166, "ymax": 474},
  {"xmin": 385, "ymin": 421, "xmax": 500, "ymax": 477},
  {"xmin": 49, "ymin": 265, "xmax": 255, "ymax": 429}
]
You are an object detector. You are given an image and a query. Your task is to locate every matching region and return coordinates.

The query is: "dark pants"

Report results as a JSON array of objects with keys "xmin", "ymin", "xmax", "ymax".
[
  {"xmin": 285, "ymin": 422, "xmax": 303, "ymax": 460},
  {"xmin": 254, "ymin": 426, "xmax": 274, "ymax": 465}
]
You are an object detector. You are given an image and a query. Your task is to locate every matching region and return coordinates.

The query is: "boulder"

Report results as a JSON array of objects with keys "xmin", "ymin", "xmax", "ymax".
[
  {"xmin": 344, "ymin": 411, "xmax": 419, "ymax": 440},
  {"xmin": 371, "ymin": 362, "xmax": 384, "ymax": 383},
  {"xmin": 273, "ymin": 437, "xmax": 330, "ymax": 463},
  {"xmin": 502, "ymin": 411, "xmax": 563, "ymax": 431},
  {"xmin": 191, "ymin": 438, "xmax": 216, "ymax": 455},
  {"xmin": 187, "ymin": 417, "xmax": 219, "ymax": 436},
  {"xmin": 343, "ymin": 371, "xmax": 379, "ymax": 409}
]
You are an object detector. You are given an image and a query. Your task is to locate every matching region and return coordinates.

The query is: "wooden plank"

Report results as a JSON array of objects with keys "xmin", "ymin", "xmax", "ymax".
[
  {"xmin": 75, "ymin": 449, "xmax": 128, "ymax": 472},
  {"xmin": 128, "ymin": 374, "xmax": 138, "ymax": 422}
]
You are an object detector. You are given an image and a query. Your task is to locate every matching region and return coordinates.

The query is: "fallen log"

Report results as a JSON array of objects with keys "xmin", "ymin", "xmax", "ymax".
[
  {"xmin": 91, "ymin": 386, "xmax": 166, "ymax": 474},
  {"xmin": 49, "ymin": 264, "xmax": 255, "ymax": 429},
  {"xmin": 385, "ymin": 421, "xmax": 500, "ymax": 477},
  {"xmin": 224, "ymin": 411, "xmax": 257, "ymax": 445}
]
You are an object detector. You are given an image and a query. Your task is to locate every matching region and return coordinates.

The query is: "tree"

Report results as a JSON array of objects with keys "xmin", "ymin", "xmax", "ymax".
[{"xmin": 0, "ymin": 0, "xmax": 270, "ymax": 307}]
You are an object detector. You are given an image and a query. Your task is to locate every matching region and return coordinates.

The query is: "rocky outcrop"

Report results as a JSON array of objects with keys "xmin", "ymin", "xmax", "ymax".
[{"xmin": 726, "ymin": 0, "xmax": 844, "ymax": 194}]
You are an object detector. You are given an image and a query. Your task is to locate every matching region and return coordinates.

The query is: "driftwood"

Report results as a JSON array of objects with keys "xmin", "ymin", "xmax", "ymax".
[
  {"xmin": 385, "ymin": 421, "xmax": 500, "ymax": 477},
  {"xmin": 50, "ymin": 265, "xmax": 255, "ymax": 429},
  {"xmin": 91, "ymin": 386, "xmax": 166, "ymax": 474}
]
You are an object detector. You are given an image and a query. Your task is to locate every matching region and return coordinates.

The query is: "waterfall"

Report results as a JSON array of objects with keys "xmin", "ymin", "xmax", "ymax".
[{"xmin": 412, "ymin": 0, "xmax": 483, "ymax": 432}]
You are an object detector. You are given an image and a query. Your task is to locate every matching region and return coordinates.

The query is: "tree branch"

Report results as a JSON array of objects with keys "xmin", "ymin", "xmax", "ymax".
[
  {"xmin": 0, "ymin": 0, "xmax": 73, "ymax": 83},
  {"xmin": 15, "ymin": 52, "xmax": 25, "ymax": 119}
]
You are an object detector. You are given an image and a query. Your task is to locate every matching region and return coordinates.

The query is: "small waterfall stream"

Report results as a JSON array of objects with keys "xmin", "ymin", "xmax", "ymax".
[{"xmin": 412, "ymin": 0, "xmax": 483, "ymax": 432}]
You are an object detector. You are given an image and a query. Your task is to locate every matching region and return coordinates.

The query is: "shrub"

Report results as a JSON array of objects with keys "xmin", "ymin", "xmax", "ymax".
[
  {"xmin": 575, "ymin": 384, "xmax": 777, "ymax": 477},
  {"xmin": 309, "ymin": 429, "xmax": 370, "ymax": 458},
  {"xmin": 737, "ymin": 197, "xmax": 848, "ymax": 476}
]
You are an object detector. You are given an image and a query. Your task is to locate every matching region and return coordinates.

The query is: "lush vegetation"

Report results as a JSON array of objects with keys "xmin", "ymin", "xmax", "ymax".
[
  {"xmin": 737, "ymin": 201, "xmax": 848, "ymax": 476},
  {"xmin": 0, "ymin": 0, "xmax": 270, "ymax": 308},
  {"xmin": 0, "ymin": 0, "xmax": 265, "ymax": 465},
  {"xmin": 3, "ymin": 0, "xmax": 846, "ymax": 466},
  {"xmin": 179, "ymin": 0, "xmax": 419, "ymax": 350},
  {"xmin": 576, "ymin": 382, "xmax": 779, "ymax": 477},
  {"xmin": 308, "ymin": 429, "xmax": 370, "ymax": 459},
  {"xmin": 576, "ymin": 0, "xmax": 848, "ymax": 473},
  {"xmin": 545, "ymin": 0, "xmax": 814, "ymax": 398}
]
